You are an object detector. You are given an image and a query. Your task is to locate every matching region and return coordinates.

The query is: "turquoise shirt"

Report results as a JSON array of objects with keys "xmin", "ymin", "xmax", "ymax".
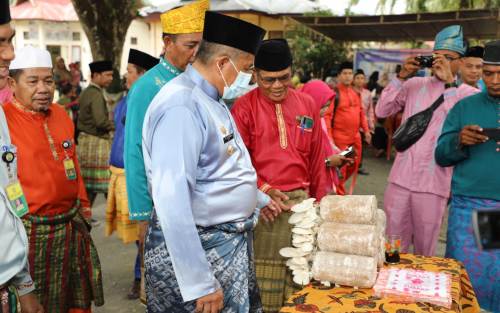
[
  {"xmin": 435, "ymin": 92, "xmax": 500, "ymax": 201},
  {"xmin": 124, "ymin": 58, "xmax": 181, "ymax": 220}
]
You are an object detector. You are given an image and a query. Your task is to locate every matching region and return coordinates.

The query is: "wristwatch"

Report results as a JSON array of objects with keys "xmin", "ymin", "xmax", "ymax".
[
  {"xmin": 325, "ymin": 158, "xmax": 331, "ymax": 168},
  {"xmin": 444, "ymin": 81, "xmax": 458, "ymax": 89}
]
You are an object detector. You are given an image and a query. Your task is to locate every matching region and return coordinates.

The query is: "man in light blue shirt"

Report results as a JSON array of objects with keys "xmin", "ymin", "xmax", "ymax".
[
  {"xmin": 142, "ymin": 11, "xmax": 272, "ymax": 313},
  {"xmin": 0, "ymin": 2, "xmax": 43, "ymax": 312}
]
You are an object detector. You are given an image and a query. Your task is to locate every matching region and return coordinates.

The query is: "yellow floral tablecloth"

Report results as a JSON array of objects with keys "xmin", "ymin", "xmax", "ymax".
[{"xmin": 280, "ymin": 254, "xmax": 480, "ymax": 313}]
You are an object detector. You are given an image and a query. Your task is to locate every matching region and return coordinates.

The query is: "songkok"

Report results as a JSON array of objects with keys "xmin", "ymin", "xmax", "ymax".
[
  {"xmin": 128, "ymin": 49, "xmax": 159, "ymax": 71},
  {"xmin": 0, "ymin": 0, "xmax": 10, "ymax": 25},
  {"xmin": 483, "ymin": 40, "xmax": 500, "ymax": 65},
  {"xmin": 465, "ymin": 46, "xmax": 484, "ymax": 58},
  {"xmin": 161, "ymin": 0, "xmax": 209, "ymax": 34},
  {"xmin": 10, "ymin": 46, "xmax": 52, "ymax": 70},
  {"xmin": 89, "ymin": 61, "xmax": 113, "ymax": 74},
  {"xmin": 203, "ymin": 11, "xmax": 265, "ymax": 55},
  {"xmin": 255, "ymin": 39, "xmax": 292, "ymax": 71},
  {"xmin": 339, "ymin": 61, "xmax": 353, "ymax": 72},
  {"xmin": 433, "ymin": 25, "xmax": 466, "ymax": 56}
]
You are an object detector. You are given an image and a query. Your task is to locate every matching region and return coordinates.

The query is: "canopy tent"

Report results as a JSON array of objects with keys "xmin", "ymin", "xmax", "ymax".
[{"xmin": 292, "ymin": 9, "xmax": 499, "ymax": 42}]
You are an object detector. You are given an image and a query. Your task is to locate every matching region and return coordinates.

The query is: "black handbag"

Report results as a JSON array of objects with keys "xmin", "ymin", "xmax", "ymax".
[{"xmin": 392, "ymin": 94, "xmax": 444, "ymax": 152}]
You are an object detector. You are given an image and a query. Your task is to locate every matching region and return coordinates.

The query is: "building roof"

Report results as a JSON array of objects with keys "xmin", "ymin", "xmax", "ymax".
[
  {"xmin": 292, "ymin": 9, "xmax": 499, "ymax": 41},
  {"xmin": 10, "ymin": 0, "xmax": 79, "ymax": 22},
  {"xmin": 140, "ymin": 0, "xmax": 326, "ymax": 16}
]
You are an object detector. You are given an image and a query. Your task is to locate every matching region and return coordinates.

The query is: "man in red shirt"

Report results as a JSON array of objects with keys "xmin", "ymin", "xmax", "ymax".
[
  {"xmin": 232, "ymin": 39, "xmax": 332, "ymax": 312},
  {"xmin": 324, "ymin": 62, "xmax": 371, "ymax": 194}
]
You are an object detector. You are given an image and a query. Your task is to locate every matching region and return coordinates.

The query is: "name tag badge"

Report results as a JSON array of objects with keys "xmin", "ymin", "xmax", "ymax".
[
  {"xmin": 299, "ymin": 116, "xmax": 314, "ymax": 130},
  {"xmin": 5, "ymin": 181, "xmax": 29, "ymax": 217},
  {"xmin": 223, "ymin": 133, "xmax": 235, "ymax": 144},
  {"xmin": 63, "ymin": 158, "xmax": 77, "ymax": 180}
]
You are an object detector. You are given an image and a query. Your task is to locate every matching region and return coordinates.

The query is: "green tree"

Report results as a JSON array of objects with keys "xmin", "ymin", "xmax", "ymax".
[{"xmin": 286, "ymin": 25, "xmax": 348, "ymax": 79}]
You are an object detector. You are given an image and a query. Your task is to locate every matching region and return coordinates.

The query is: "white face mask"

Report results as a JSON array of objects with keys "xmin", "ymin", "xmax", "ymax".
[{"xmin": 217, "ymin": 59, "xmax": 253, "ymax": 101}]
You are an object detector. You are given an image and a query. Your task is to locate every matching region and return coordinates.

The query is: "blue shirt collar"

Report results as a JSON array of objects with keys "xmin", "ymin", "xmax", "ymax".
[{"xmin": 185, "ymin": 65, "xmax": 219, "ymax": 101}]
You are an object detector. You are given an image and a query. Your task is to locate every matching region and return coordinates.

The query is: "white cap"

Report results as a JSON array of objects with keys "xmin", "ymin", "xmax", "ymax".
[{"xmin": 10, "ymin": 46, "xmax": 53, "ymax": 70}]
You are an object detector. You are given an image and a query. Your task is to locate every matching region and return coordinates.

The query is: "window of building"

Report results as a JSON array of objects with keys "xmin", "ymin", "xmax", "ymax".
[
  {"xmin": 131, "ymin": 37, "xmax": 138, "ymax": 45},
  {"xmin": 72, "ymin": 32, "xmax": 81, "ymax": 41}
]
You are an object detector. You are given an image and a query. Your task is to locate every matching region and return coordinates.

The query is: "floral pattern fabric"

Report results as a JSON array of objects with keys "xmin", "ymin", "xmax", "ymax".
[{"xmin": 280, "ymin": 254, "xmax": 480, "ymax": 313}]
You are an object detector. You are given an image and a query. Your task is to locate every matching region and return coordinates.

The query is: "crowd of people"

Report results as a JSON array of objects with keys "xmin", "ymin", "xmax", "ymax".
[{"xmin": 0, "ymin": 0, "xmax": 499, "ymax": 312}]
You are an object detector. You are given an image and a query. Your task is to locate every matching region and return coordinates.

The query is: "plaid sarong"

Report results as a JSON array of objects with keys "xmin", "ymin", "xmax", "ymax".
[
  {"xmin": 0, "ymin": 286, "xmax": 18, "ymax": 313},
  {"xmin": 23, "ymin": 205, "xmax": 104, "ymax": 313},
  {"xmin": 254, "ymin": 189, "xmax": 309, "ymax": 313},
  {"xmin": 105, "ymin": 166, "xmax": 138, "ymax": 244},
  {"xmin": 77, "ymin": 132, "xmax": 111, "ymax": 194}
]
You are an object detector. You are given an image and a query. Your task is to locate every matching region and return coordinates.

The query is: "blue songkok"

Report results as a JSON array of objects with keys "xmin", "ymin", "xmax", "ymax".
[{"xmin": 433, "ymin": 25, "xmax": 466, "ymax": 56}]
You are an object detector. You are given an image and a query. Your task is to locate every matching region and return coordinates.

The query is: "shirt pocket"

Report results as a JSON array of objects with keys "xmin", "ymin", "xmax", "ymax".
[{"xmin": 294, "ymin": 125, "xmax": 313, "ymax": 154}]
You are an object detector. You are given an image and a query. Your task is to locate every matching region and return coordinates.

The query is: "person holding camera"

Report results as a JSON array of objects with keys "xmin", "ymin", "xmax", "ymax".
[
  {"xmin": 435, "ymin": 40, "xmax": 500, "ymax": 312},
  {"xmin": 375, "ymin": 25, "xmax": 478, "ymax": 256}
]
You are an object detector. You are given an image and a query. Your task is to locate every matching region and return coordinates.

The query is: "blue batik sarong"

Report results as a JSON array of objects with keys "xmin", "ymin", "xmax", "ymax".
[
  {"xmin": 144, "ymin": 209, "xmax": 263, "ymax": 313},
  {"xmin": 445, "ymin": 195, "xmax": 500, "ymax": 313}
]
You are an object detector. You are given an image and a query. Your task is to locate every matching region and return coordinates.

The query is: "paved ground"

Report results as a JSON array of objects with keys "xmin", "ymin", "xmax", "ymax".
[{"xmin": 89, "ymin": 147, "xmax": 446, "ymax": 312}]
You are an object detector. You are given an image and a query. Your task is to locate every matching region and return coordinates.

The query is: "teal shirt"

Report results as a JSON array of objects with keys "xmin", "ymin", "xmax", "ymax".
[
  {"xmin": 435, "ymin": 92, "xmax": 500, "ymax": 201},
  {"xmin": 124, "ymin": 58, "xmax": 181, "ymax": 220}
]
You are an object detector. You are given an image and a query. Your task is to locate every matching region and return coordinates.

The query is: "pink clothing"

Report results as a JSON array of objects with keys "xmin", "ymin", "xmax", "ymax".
[
  {"xmin": 384, "ymin": 183, "xmax": 447, "ymax": 256},
  {"xmin": 0, "ymin": 86, "xmax": 13, "ymax": 105},
  {"xmin": 376, "ymin": 76, "xmax": 478, "ymax": 198},
  {"xmin": 357, "ymin": 88, "xmax": 375, "ymax": 132}
]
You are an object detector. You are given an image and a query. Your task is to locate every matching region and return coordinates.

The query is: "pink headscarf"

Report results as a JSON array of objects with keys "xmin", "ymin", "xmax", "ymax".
[
  {"xmin": 300, "ymin": 80, "xmax": 339, "ymax": 190},
  {"xmin": 300, "ymin": 79, "xmax": 335, "ymax": 113}
]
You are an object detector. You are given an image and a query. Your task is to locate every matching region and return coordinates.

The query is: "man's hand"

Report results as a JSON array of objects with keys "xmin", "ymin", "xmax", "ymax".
[
  {"xmin": 326, "ymin": 155, "xmax": 354, "ymax": 168},
  {"xmin": 260, "ymin": 199, "xmax": 282, "ymax": 222},
  {"xmin": 19, "ymin": 293, "xmax": 44, "ymax": 313},
  {"xmin": 460, "ymin": 125, "xmax": 488, "ymax": 146},
  {"xmin": 398, "ymin": 56, "xmax": 420, "ymax": 80},
  {"xmin": 268, "ymin": 189, "xmax": 292, "ymax": 212},
  {"xmin": 195, "ymin": 289, "xmax": 223, "ymax": 313},
  {"xmin": 138, "ymin": 221, "xmax": 149, "ymax": 249},
  {"xmin": 364, "ymin": 132, "xmax": 372, "ymax": 145},
  {"xmin": 432, "ymin": 54, "xmax": 455, "ymax": 84}
]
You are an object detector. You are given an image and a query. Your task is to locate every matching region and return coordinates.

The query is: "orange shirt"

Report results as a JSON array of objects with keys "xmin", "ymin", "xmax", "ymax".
[
  {"xmin": 4, "ymin": 100, "xmax": 90, "ymax": 217},
  {"xmin": 324, "ymin": 83, "xmax": 369, "ymax": 146}
]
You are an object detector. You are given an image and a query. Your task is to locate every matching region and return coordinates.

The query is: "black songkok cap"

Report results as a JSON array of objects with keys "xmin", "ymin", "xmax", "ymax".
[
  {"xmin": 128, "ymin": 49, "xmax": 159, "ymax": 71},
  {"xmin": 465, "ymin": 46, "xmax": 484, "ymax": 58},
  {"xmin": 339, "ymin": 61, "xmax": 353, "ymax": 71},
  {"xmin": 254, "ymin": 39, "xmax": 293, "ymax": 72},
  {"xmin": 89, "ymin": 60, "xmax": 113, "ymax": 74},
  {"xmin": 1, "ymin": 0, "xmax": 11, "ymax": 25},
  {"xmin": 483, "ymin": 40, "xmax": 500, "ymax": 65},
  {"xmin": 203, "ymin": 11, "xmax": 265, "ymax": 55}
]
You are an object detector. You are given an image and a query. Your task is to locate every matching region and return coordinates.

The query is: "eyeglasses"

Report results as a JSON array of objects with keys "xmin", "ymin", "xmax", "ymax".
[{"xmin": 257, "ymin": 73, "xmax": 291, "ymax": 85}]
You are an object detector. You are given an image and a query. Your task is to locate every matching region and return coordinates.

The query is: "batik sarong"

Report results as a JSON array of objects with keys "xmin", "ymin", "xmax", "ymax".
[
  {"xmin": 76, "ymin": 132, "xmax": 111, "ymax": 194},
  {"xmin": 445, "ymin": 195, "xmax": 500, "ymax": 312},
  {"xmin": 254, "ymin": 189, "xmax": 308, "ymax": 313},
  {"xmin": 105, "ymin": 166, "xmax": 138, "ymax": 244},
  {"xmin": 23, "ymin": 205, "xmax": 104, "ymax": 313},
  {"xmin": 145, "ymin": 209, "xmax": 262, "ymax": 313},
  {"xmin": 0, "ymin": 286, "xmax": 18, "ymax": 313}
]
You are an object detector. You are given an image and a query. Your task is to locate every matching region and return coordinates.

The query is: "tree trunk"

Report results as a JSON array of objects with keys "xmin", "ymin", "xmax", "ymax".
[{"xmin": 70, "ymin": 0, "xmax": 141, "ymax": 72}]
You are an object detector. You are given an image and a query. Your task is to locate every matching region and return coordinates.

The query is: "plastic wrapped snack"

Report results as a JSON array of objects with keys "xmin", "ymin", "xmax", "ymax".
[
  {"xmin": 317, "ymin": 222, "xmax": 380, "ymax": 257},
  {"xmin": 311, "ymin": 251, "xmax": 378, "ymax": 288},
  {"xmin": 319, "ymin": 195, "xmax": 377, "ymax": 224}
]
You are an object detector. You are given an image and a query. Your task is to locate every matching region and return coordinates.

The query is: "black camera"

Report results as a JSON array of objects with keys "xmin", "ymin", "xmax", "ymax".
[{"xmin": 415, "ymin": 55, "xmax": 434, "ymax": 68}]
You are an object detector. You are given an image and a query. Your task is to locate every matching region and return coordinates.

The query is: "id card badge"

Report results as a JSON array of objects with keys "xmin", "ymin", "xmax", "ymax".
[
  {"xmin": 63, "ymin": 158, "xmax": 77, "ymax": 180},
  {"xmin": 5, "ymin": 181, "xmax": 29, "ymax": 217}
]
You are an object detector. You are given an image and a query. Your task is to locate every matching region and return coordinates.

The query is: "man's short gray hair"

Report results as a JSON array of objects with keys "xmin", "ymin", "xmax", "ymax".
[{"xmin": 196, "ymin": 40, "xmax": 242, "ymax": 65}]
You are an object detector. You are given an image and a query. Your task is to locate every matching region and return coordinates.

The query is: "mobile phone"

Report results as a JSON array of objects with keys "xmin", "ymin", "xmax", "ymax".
[
  {"xmin": 472, "ymin": 208, "xmax": 500, "ymax": 250},
  {"xmin": 339, "ymin": 146, "xmax": 354, "ymax": 158},
  {"xmin": 482, "ymin": 128, "xmax": 500, "ymax": 141}
]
